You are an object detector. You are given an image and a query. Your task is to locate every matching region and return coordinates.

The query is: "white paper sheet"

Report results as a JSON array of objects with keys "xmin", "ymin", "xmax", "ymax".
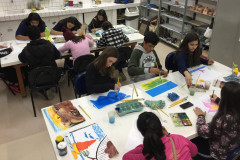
[{"xmin": 190, "ymin": 66, "xmax": 222, "ymax": 81}]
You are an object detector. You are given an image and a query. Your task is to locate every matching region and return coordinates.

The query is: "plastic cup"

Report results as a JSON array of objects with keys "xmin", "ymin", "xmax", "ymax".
[
  {"xmin": 204, "ymin": 81, "xmax": 211, "ymax": 90},
  {"xmin": 189, "ymin": 87, "xmax": 196, "ymax": 96},
  {"xmin": 108, "ymin": 111, "xmax": 115, "ymax": 124}
]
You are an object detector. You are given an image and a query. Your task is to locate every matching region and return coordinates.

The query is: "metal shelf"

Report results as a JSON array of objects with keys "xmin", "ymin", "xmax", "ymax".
[
  {"xmin": 141, "ymin": 5, "xmax": 159, "ymax": 12},
  {"xmin": 161, "ymin": 13, "xmax": 183, "ymax": 22},
  {"xmin": 159, "ymin": 37, "xmax": 179, "ymax": 48},
  {"xmin": 185, "ymin": 20, "xmax": 209, "ymax": 27},
  {"xmin": 162, "ymin": 1, "xmax": 186, "ymax": 9},
  {"xmin": 187, "ymin": 9, "xmax": 215, "ymax": 18},
  {"xmin": 160, "ymin": 24, "xmax": 183, "ymax": 34}
]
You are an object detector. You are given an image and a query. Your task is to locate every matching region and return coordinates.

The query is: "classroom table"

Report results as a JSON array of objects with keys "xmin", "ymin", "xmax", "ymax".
[
  {"xmin": 41, "ymin": 61, "xmax": 233, "ymax": 160},
  {"xmin": 0, "ymin": 25, "xmax": 144, "ymax": 97}
]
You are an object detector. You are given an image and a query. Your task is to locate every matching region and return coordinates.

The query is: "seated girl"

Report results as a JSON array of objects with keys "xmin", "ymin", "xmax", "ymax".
[
  {"xmin": 88, "ymin": 9, "xmax": 108, "ymax": 33},
  {"xmin": 16, "ymin": 13, "xmax": 46, "ymax": 40},
  {"xmin": 172, "ymin": 33, "xmax": 214, "ymax": 86},
  {"xmin": 123, "ymin": 112, "xmax": 198, "ymax": 160},
  {"xmin": 85, "ymin": 46, "xmax": 121, "ymax": 94},
  {"xmin": 50, "ymin": 17, "xmax": 81, "ymax": 35},
  {"xmin": 194, "ymin": 81, "xmax": 240, "ymax": 160}
]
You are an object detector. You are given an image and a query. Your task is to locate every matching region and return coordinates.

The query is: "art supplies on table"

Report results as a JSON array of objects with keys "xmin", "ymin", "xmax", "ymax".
[
  {"xmin": 189, "ymin": 65, "xmax": 221, "ymax": 81},
  {"xmin": 168, "ymin": 92, "xmax": 180, "ymax": 101},
  {"xmin": 144, "ymin": 100, "xmax": 165, "ymax": 109},
  {"xmin": 65, "ymin": 123, "xmax": 119, "ymax": 160},
  {"xmin": 43, "ymin": 100, "xmax": 85, "ymax": 132},
  {"xmin": 121, "ymin": 98, "xmax": 144, "ymax": 102},
  {"xmin": 115, "ymin": 100, "xmax": 143, "ymax": 117},
  {"xmin": 170, "ymin": 113, "xmax": 192, "ymax": 127},
  {"xmin": 90, "ymin": 90, "xmax": 130, "ymax": 109},
  {"xmin": 189, "ymin": 84, "xmax": 206, "ymax": 92},
  {"xmin": 192, "ymin": 94, "xmax": 219, "ymax": 116},
  {"xmin": 139, "ymin": 77, "xmax": 178, "ymax": 97},
  {"xmin": 212, "ymin": 79, "xmax": 225, "ymax": 88},
  {"xmin": 52, "ymin": 37, "xmax": 66, "ymax": 43},
  {"xmin": 179, "ymin": 102, "xmax": 193, "ymax": 109},
  {"xmin": 169, "ymin": 96, "xmax": 188, "ymax": 108},
  {"xmin": 95, "ymin": 29, "xmax": 104, "ymax": 37}
]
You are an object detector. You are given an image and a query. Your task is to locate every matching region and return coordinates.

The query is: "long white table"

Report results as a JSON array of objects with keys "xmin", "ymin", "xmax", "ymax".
[
  {"xmin": 41, "ymin": 61, "xmax": 233, "ymax": 160},
  {"xmin": 0, "ymin": 25, "xmax": 144, "ymax": 97}
]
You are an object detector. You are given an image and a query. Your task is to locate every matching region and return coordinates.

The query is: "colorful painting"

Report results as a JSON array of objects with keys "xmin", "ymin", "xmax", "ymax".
[
  {"xmin": 66, "ymin": 123, "xmax": 119, "ymax": 160},
  {"xmin": 189, "ymin": 65, "xmax": 221, "ymax": 81},
  {"xmin": 140, "ymin": 77, "xmax": 168, "ymax": 91},
  {"xmin": 43, "ymin": 101, "xmax": 85, "ymax": 132},
  {"xmin": 193, "ymin": 94, "xmax": 219, "ymax": 116},
  {"xmin": 145, "ymin": 81, "xmax": 178, "ymax": 97},
  {"xmin": 90, "ymin": 90, "xmax": 130, "ymax": 109}
]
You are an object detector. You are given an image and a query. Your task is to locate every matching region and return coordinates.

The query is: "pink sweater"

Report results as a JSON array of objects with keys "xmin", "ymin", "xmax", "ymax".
[
  {"xmin": 123, "ymin": 134, "xmax": 198, "ymax": 160},
  {"xmin": 58, "ymin": 37, "xmax": 94, "ymax": 62}
]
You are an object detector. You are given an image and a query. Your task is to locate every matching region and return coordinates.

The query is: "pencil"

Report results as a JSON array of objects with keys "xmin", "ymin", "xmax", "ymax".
[
  {"xmin": 121, "ymin": 98, "xmax": 144, "ymax": 102},
  {"xmin": 182, "ymin": 75, "xmax": 192, "ymax": 87},
  {"xmin": 153, "ymin": 104, "xmax": 161, "ymax": 115},
  {"xmin": 155, "ymin": 62, "xmax": 161, "ymax": 80},
  {"xmin": 78, "ymin": 105, "xmax": 91, "ymax": 119},
  {"xmin": 133, "ymin": 84, "xmax": 138, "ymax": 97},
  {"xmin": 194, "ymin": 74, "xmax": 201, "ymax": 89},
  {"xmin": 212, "ymin": 90, "xmax": 215, "ymax": 98},
  {"xmin": 154, "ymin": 104, "xmax": 169, "ymax": 117},
  {"xmin": 151, "ymin": 102, "xmax": 153, "ymax": 112}
]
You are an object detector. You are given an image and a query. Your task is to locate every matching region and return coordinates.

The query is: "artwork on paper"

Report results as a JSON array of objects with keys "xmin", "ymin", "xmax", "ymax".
[
  {"xmin": 139, "ymin": 77, "xmax": 178, "ymax": 97},
  {"xmin": 43, "ymin": 100, "xmax": 85, "ymax": 132},
  {"xmin": 90, "ymin": 90, "xmax": 130, "ymax": 109},
  {"xmin": 140, "ymin": 77, "xmax": 168, "ymax": 91},
  {"xmin": 192, "ymin": 94, "xmax": 219, "ymax": 116},
  {"xmin": 66, "ymin": 123, "xmax": 119, "ymax": 160},
  {"xmin": 189, "ymin": 66, "xmax": 221, "ymax": 81}
]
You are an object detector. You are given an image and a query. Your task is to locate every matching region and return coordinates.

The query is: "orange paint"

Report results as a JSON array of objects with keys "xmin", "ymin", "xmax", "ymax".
[{"xmin": 75, "ymin": 140, "xmax": 96, "ymax": 151}]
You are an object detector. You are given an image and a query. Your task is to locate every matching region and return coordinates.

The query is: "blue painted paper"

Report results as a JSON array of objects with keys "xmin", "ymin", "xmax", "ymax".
[
  {"xmin": 146, "ymin": 81, "xmax": 178, "ymax": 97},
  {"xmin": 90, "ymin": 90, "xmax": 130, "ymax": 109}
]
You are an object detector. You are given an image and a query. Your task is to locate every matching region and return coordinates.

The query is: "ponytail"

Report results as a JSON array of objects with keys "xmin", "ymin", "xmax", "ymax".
[{"xmin": 142, "ymin": 131, "xmax": 166, "ymax": 160}]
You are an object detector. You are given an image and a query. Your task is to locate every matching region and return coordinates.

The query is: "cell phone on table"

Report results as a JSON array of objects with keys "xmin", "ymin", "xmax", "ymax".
[{"xmin": 180, "ymin": 102, "xmax": 193, "ymax": 109}]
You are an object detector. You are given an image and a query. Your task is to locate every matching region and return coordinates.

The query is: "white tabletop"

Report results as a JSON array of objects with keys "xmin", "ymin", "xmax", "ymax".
[
  {"xmin": 41, "ymin": 61, "xmax": 232, "ymax": 160},
  {"xmin": 0, "ymin": 25, "xmax": 144, "ymax": 68}
]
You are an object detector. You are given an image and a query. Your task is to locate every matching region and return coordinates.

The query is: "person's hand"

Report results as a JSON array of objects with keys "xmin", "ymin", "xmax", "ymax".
[
  {"xmin": 210, "ymin": 94, "xmax": 218, "ymax": 102},
  {"xmin": 91, "ymin": 29, "xmax": 96, "ymax": 33},
  {"xmin": 161, "ymin": 70, "xmax": 168, "ymax": 78},
  {"xmin": 0, "ymin": 45, "xmax": 7, "ymax": 48},
  {"xmin": 193, "ymin": 107, "xmax": 206, "ymax": 116},
  {"xmin": 208, "ymin": 59, "xmax": 214, "ymax": 65},
  {"xmin": 162, "ymin": 126, "xmax": 169, "ymax": 135},
  {"xmin": 10, "ymin": 46, "xmax": 13, "ymax": 51},
  {"xmin": 114, "ymin": 82, "xmax": 122, "ymax": 91},
  {"xmin": 85, "ymin": 34, "xmax": 93, "ymax": 40},
  {"xmin": 149, "ymin": 68, "xmax": 160, "ymax": 74},
  {"xmin": 184, "ymin": 71, "xmax": 192, "ymax": 86},
  {"xmin": 72, "ymin": 30, "xmax": 77, "ymax": 34}
]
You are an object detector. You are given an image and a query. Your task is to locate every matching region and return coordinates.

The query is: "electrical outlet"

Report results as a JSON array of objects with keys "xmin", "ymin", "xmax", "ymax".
[{"xmin": 7, "ymin": 28, "xmax": 13, "ymax": 32}]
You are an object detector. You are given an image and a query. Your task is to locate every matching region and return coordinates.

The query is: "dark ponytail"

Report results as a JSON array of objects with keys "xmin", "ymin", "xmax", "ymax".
[{"xmin": 137, "ymin": 112, "xmax": 166, "ymax": 160}]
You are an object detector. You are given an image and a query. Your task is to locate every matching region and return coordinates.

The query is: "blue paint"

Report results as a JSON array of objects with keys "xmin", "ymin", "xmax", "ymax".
[
  {"xmin": 43, "ymin": 108, "xmax": 61, "ymax": 132},
  {"xmin": 84, "ymin": 132, "xmax": 88, "ymax": 138},
  {"xmin": 90, "ymin": 91, "xmax": 130, "ymax": 109},
  {"xmin": 146, "ymin": 81, "xmax": 178, "ymax": 97},
  {"xmin": 89, "ymin": 133, "xmax": 94, "ymax": 139},
  {"xmin": 189, "ymin": 66, "xmax": 206, "ymax": 74},
  {"xmin": 109, "ymin": 117, "xmax": 115, "ymax": 124}
]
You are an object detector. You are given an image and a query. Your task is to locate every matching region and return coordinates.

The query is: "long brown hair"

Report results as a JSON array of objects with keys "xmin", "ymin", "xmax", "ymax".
[
  {"xmin": 94, "ymin": 46, "xmax": 118, "ymax": 78},
  {"xmin": 177, "ymin": 32, "xmax": 201, "ymax": 67}
]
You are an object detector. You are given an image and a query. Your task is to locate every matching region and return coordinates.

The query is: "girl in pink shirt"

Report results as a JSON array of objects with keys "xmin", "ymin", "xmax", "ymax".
[
  {"xmin": 123, "ymin": 112, "xmax": 198, "ymax": 160},
  {"xmin": 58, "ymin": 33, "xmax": 94, "ymax": 62}
]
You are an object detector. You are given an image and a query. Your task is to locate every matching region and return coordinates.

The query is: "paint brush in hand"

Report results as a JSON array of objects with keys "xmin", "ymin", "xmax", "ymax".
[{"xmin": 115, "ymin": 76, "xmax": 120, "ymax": 97}]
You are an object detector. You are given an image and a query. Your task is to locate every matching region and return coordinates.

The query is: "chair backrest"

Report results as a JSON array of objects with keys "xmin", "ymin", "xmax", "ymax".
[
  {"xmin": 73, "ymin": 54, "xmax": 95, "ymax": 74},
  {"xmin": 227, "ymin": 146, "xmax": 240, "ymax": 160},
  {"xmin": 117, "ymin": 46, "xmax": 132, "ymax": 61},
  {"xmin": 74, "ymin": 72, "xmax": 87, "ymax": 96},
  {"xmin": 165, "ymin": 51, "xmax": 177, "ymax": 72},
  {"xmin": 28, "ymin": 66, "xmax": 58, "ymax": 86}
]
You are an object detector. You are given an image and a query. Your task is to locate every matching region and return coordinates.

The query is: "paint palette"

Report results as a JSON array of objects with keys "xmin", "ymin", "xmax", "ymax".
[
  {"xmin": 170, "ymin": 112, "xmax": 192, "ymax": 127},
  {"xmin": 144, "ymin": 100, "xmax": 165, "ymax": 109},
  {"xmin": 189, "ymin": 84, "xmax": 206, "ymax": 92},
  {"xmin": 115, "ymin": 100, "xmax": 143, "ymax": 117},
  {"xmin": 168, "ymin": 92, "xmax": 180, "ymax": 101}
]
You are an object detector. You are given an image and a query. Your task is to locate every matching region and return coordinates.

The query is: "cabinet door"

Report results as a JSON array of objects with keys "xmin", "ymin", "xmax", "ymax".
[
  {"xmin": 0, "ymin": 20, "xmax": 21, "ymax": 41},
  {"xmin": 42, "ymin": 16, "xmax": 60, "ymax": 30}
]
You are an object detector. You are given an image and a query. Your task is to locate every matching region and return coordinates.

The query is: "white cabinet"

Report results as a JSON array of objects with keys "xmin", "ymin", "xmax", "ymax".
[{"xmin": 0, "ymin": 20, "xmax": 21, "ymax": 41}]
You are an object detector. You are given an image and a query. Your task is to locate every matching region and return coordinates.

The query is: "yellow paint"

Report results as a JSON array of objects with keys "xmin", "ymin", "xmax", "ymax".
[
  {"xmin": 212, "ymin": 105, "xmax": 219, "ymax": 109},
  {"xmin": 46, "ymin": 107, "xmax": 68, "ymax": 130}
]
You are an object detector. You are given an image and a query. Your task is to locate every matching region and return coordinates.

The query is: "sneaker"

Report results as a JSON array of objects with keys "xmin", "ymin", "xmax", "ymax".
[{"xmin": 119, "ymin": 72, "xmax": 127, "ymax": 81}]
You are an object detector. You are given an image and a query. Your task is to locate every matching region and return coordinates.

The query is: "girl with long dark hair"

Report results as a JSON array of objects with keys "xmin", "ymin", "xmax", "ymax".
[
  {"xmin": 16, "ymin": 13, "xmax": 46, "ymax": 40},
  {"xmin": 85, "ymin": 46, "xmax": 121, "ymax": 94},
  {"xmin": 51, "ymin": 16, "xmax": 82, "ymax": 35},
  {"xmin": 88, "ymin": 9, "xmax": 108, "ymax": 33},
  {"xmin": 194, "ymin": 81, "xmax": 240, "ymax": 160},
  {"xmin": 123, "ymin": 112, "xmax": 198, "ymax": 160},
  {"xmin": 174, "ymin": 33, "xmax": 214, "ymax": 86}
]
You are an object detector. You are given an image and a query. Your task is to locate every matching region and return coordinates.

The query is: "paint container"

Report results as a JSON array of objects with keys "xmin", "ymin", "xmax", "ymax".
[
  {"xmin": 57, "ymin": 141, "xmax": 68, "ymax": 156},
  {"xmin": 204, "ymin": 81, "xmax": 211, "ymax": 90},
  {"xmin": 108, "ymin": 111, "xmax": 115, "ymax": 124},
  {"xmin": 189, "ymin": 87, "xmax": 195, "ymax": 96},
  {"xmin": 55, "ymin": 135, "xmax": 64, "ymax": 147},
  {"xmin": 68, "ymin": 0, "xmax": 73, "ymax": 6}
]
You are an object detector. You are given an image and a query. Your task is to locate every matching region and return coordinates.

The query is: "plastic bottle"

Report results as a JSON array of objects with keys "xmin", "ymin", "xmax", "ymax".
[{"xmin": 45, "ymin": 27, "xmax": 51, "ymax": 41}]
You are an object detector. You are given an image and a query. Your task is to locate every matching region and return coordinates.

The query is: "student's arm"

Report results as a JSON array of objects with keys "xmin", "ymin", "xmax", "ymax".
[
  {"xmin": 121, "ymin": 30, "xmax": 129, "ymax": 42},
  {"xmin": 16, "ymin": 35, "xmax": 30, "ymax": 40},
  {"xmin": 122, "ymin": 145, "xmax": 145, "ymax": 160},
  {"xmin": 50, "ymin": 23, "xmax": 63, "ymax": 35},
  {"xmin": 186, "ymin": 138, "xmax": 198, "ymax": 157},
  {"xmin": 88, "ymin": 38, "xmax": 94, "ymax": 47},
  {"xmin": 16, "ymin": 22, "xmax": 30, "ymax": 40},
  {"xmin": 18, "ymin": 48, "xmax": 27, "ymax": 63},
  {"xmin": 88, "ymin": 18, "xmax": 97, "ymax": 33},
  {"xmin": 40, "ymin": 24, "xmax": 46, "ymax": 37},
  {"xmin": 210, "ymin": 94, "xmax": 220, "ymax": 104},
  {"xmin": 176, "ymin": 53, "xmax": 188, "ymax": 75},
  {"xmin": 127, "ymin": 50, "xmax": 145, "ymax": 76},
  {"xmin": 58, "ymin": 41, "xmax": 71, "ymax": 53},
  {"xmin": 40, "ymin": 32, "xmax": 45, "ymax": 37},
  {"xmin": 52, "ymin": 45, "xmax": 61, "ymax": 59},
  {"xmin": 96, "ymin": 33, "xmax": 107, "ymax": 48}
]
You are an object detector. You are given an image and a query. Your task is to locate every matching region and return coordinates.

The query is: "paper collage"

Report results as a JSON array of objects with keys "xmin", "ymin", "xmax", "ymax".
[
  {"xmin": 192, "ymin": 94, "xmax": 219, "ymax": 116},
  {"xmin": 66, "ymin": 123, "xmax": 119, "ymax": 160},
  {"xmin": 43, "ymin": 100, "xmax": 85, "ymax": 132}
]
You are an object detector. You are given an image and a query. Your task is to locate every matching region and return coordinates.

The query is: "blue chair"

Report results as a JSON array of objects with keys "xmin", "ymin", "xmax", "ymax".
[
  {"xmin": 227, "ymin": 146, "xmax": 240, "ymax": 160},
  {"xmin": 28, "ymin": 66, "xmax": 62, "ymax": 117},
  {"xmin": 165, "ymin": 51, "xmax": 177, "ymax": 73},
  {"xmin": 74, "ymin": 72, "xmax": 87, "ymax": 98}
]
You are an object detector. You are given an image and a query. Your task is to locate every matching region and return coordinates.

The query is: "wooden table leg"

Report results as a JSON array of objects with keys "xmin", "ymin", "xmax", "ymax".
[{"xmin": 14, "ymin": 65, "xmax": 26, "ymax": 97}]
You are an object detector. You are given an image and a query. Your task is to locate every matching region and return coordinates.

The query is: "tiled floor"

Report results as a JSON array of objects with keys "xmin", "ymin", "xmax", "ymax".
[{"xmin": 0, "ymin": 42, "xmax": 207, "ymax": 160}]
